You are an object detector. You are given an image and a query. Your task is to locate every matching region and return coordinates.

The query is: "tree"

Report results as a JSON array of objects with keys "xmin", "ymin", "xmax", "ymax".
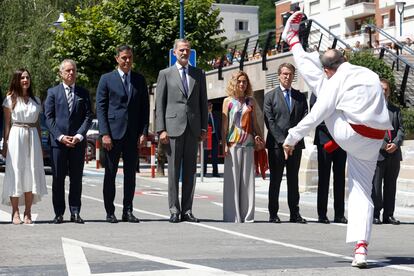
[
  {"xmin": 0, "ymin": 0, "xmax": 100, "ymax": 99},
  {"xmin": 51, "ymin": 0, "xmax": 225, "ymax": 93}
]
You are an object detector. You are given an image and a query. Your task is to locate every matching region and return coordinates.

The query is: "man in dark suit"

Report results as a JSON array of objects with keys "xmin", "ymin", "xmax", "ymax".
[
  {"xmin": 156, "ymin": 38, "xmax": 208, "ymax": 223},
  {"xmin": 310, "ymin": 94, "xmax": 347, "ymax": 224},
  {"xmin": 203, "ymin": 101, "xmax": 220, "ymax": 177},
  {"xmin": 264, "ymin": 63, "xmax": 308, "ymax": 223},
  {"xmin": 45, "ymin": 59, "xmax": 92, "ymax": 224},
  {"xmin": 372, "ymin": 79, "xmax": 404, "ymax": 225},
  {"xmin": 96, "ymin": 45, "xmax": 149, "ymax": 223}
]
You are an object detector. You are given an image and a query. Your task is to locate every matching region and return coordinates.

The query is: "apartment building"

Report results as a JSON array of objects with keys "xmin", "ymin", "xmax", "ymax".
[{"xmin": 275, "ymin": 0, "xmax": 414, "ymax": 47}]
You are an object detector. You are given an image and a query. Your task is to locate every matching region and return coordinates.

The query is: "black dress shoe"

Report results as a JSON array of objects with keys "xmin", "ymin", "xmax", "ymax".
[
  {"xmin": 334, "ymin": 216, "xmax": 348, "ymax": 224},
  {"xmin": 290, "ymin": 214, "xmax": 307, "ymax": 224},
  {"xmin": 53, "ymin": 215, "xmax": 64, "ymax": 224},
  {"xmin": 70, "ymin": 214, "xmax": 84, "ymax": 224},
  {"xmin": 122, "ymin": 212, "xmax": 140, "ymax": 223},
  {"xmin": 383, "ymin": 216, "xmax": 400, "ymax": 225},
  {"xmin": 373, "ymin": 217, "xmax": 382, "ymax": 224},
  {"xmin": 269, "ymin": 216, "xmax": 281, "ymax": 223},
  {"xmin": 106, "ymin": 214, "xmax": 118, "ymax": 223},
  {"xmin": 169, "ymin": 213, "xmax": 180, "ymax": 223},
  {"xmin": 212, "ymin": 173, "xmax": 220, "ymax": 177},
  {"xmin": 181, "ymin": 213, "xmax": 200, "ymax": 223},
  {"xmin": 318, "ymin": 217, "xmax": 330, "ymax": 224}
]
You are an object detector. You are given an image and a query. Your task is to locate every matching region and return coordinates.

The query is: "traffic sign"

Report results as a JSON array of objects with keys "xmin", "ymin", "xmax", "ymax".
[{"xmin": 169, "ymin": 49, "xmax": 197, "ymax": 67}]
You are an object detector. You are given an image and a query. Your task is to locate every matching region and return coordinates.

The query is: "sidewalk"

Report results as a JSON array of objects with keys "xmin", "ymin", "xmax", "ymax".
[{"xmin": 83, "ymin": 161, "xmax": 414, "ymax": 220}]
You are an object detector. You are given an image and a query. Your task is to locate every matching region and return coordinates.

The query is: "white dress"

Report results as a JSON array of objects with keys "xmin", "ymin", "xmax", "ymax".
[{"xmin": 2, "ymin": 96, "xmax": 47, "ymax": 206}]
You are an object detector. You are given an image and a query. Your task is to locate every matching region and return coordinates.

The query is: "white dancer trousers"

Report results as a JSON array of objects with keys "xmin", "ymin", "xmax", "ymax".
[{"xmin": 324, "ymin": 111, "xmax": 382, "ymax": 243}]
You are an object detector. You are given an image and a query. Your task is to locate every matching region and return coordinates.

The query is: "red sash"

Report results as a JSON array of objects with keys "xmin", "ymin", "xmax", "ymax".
[{"xmin": 349, "ymin": 124, "xmax": 386, "ymax": 140}]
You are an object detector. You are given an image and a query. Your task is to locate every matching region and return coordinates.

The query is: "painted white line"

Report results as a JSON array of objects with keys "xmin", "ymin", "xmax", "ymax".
[
  {"xmin": 211, "ymin": 202, "xmax": 347, "ymax": 227},
  {"xmin": 62, "ymin": 237, "xmax": 245, "ymax": 276},
  {"xmin": 47, "ymin": 186, "xmax": 414, "ymax": 272}
]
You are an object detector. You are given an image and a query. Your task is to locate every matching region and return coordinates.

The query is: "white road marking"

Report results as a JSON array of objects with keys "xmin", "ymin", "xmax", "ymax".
[
  {"xmin": 0, "ymin": 209, "xmax": 38, "ymax": 226},
  {"xmin": 47, "ymin": 186, "xmax": 414, "ymax": 272},
  {"xmin": 211, "ymin": 202, "xmax": 347, "ymax": 227},
  {"xmin": 62, "ymin": 237, "xmax": 245, "ymax": 276}
]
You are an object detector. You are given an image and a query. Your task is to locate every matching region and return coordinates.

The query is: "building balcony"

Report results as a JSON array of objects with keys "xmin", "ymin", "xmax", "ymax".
[
  {"xmin": 343, "ymin": 1, "xmax": 376, "ymax": 19},
  {"xmin": 379, "ymin": 0, "xmax": 395, "ymax": 9}
]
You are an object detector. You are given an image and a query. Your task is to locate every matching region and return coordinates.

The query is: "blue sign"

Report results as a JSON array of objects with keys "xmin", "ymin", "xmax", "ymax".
[{"xmin": 169, "ymin": 49, "xmax": 197, "ymax": 67}]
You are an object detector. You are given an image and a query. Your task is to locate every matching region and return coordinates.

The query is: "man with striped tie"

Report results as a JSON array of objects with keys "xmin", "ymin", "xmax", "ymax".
[{"xmin": 45, "ymin": 59, "xmax": 92, "ymax": 224}]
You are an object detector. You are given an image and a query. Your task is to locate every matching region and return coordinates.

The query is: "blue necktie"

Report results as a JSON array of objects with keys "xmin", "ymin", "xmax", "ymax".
[
  {"xmin": 181, "ymin": 67, "xmax": 189, "ymax": 98},
  {"xmin": 123, "ymin": 73, "xmax": 129, "ymax": 92},
  {"xmin": 284, "ymin": 90, "xmax": 291, "ymax": 112}
]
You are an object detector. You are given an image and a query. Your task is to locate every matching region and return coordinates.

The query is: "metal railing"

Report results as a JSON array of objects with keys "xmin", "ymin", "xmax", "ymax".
[{"xmin": 212, "ymin": 18, "xmax": 414, "ymax": 106}]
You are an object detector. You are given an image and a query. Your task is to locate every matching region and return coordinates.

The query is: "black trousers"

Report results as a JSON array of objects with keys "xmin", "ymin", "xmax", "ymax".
[
  {"xmin": 203, "ymin": 134, "xmax": 219, "ymax": 175},
  {"xmin": 371, "ymin": 155, "xmax": 400, "ymax": 218},
  {"xmin": 267, "ymin": 147, "xmax": 302, "ymax": 218},
  {"xmin": 51, "ymin": 142, "xmax": 86, "ymax": 216},
  {"xmin": 103, "ymin": 130, "xmax": 138, "ymax": 215},
  {"xmin": 316, "ymin": 145, "xmax": 346, "ymax": 219}
]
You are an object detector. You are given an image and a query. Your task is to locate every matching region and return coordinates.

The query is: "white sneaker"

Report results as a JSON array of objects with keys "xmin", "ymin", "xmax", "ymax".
[
  {"xmin": 281, "ymin": 11, "xmax": 303, "ymax": 48},
  {"xmin": 352, "ymin": 241, "xmax": 368, "ymax": 268}
]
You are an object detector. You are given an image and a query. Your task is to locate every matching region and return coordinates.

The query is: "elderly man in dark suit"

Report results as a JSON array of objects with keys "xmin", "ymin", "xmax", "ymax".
[
  {"xmin": 264, "ymin": 63, "xmax": 308, "ymax": 224},
  {"xmin": 96, "ymin": 45, "xmax": 149, "ymax": 223},
  {"xmin": 45, "ymin": 59, "xmax": 92, "ymax": 224},
  {"xmin": 156, "ymin": 38, "xmax": 208, "ymax": 223},
  {"xmin": 372, "ymin": 79, "xmax": 405, "ymax": 225}
]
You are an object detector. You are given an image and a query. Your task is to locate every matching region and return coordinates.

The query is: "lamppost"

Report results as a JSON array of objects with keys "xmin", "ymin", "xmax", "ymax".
[
  {"xmin": 179, "ymin": 0, "xmax": 185, "ymax": 38},
  {"xmin": 396, "ymin": 1, "xmax": 406, "ymax": 37}
]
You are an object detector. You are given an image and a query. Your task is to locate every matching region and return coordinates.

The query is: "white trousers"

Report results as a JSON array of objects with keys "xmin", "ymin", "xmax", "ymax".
[{"xmin": 325, "ymin": 111, "xmax": 382, "ymax": 243}]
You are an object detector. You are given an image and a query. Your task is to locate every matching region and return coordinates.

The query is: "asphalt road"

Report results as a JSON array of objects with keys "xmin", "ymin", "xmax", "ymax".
[{"xmin": 0, "ymin": 166, "xmax": 413, "ymax": 276}]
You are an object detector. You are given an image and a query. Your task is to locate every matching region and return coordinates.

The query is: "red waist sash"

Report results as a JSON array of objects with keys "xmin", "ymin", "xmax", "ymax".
[{"xmin": 349, "ymin": 124, "xmax": 386, "ymax": 140}]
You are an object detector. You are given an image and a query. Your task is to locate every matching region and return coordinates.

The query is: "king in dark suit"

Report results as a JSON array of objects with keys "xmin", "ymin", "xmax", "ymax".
[
  {"xmin": 96, "ymin": 45, "xmax": 149, "ymax": 223},
  {"xmin": 264, "ymin": 63, "xmax": 308, "ymax": 223},
  {"xmin": 372, "ymin": 79, "xmax": 405, "ymax": 225},
  {"xmin": 45, "ymin": 59, "xmax": 92, "ymax": 224},
  {"xmin": 156, "ymin": 39, "xmax": 208, "ymax": 223}
]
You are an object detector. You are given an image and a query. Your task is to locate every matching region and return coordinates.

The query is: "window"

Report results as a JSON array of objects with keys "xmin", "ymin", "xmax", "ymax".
[
  {"xmin": 382, "ymin": 14, "xmax": 389, "ymax": 27},
  {"xmin": 329, "ymin": 0, "xmax": 341, "ymax": 9},
  {"xmin": 310, "ymin": 1, "xmax": 321, "ymax": 15},
  {"xmin": 235, "ymin": 20, "xmax": 249, "ymax": 31},
  {"xmin": 329, "ymin": 24, "xmax": 340, "ymax": 39}
]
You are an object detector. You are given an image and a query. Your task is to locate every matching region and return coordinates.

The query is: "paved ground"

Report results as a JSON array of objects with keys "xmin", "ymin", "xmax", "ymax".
[{"xmin": 0, "ymin": 162, "xmax": 413, "ymax": 276}]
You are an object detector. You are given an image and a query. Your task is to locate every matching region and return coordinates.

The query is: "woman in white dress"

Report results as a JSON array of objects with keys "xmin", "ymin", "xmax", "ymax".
[{"xmin": 2, "ymin": 68, "xmax": 47, "ymax": 224}]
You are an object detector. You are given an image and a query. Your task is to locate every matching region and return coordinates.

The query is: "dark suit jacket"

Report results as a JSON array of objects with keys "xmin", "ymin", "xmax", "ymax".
[
  {"xmin": 264, "ymin": 86, "xmax": 308, "ymax": 149},
  {"xmin": 44, "ymin": 84, "xmax": 92, "ymax": 147},
  {"xmin": 96, "ymin": 70, "xmax": 149, "ymax": 140},
  {"xmin": 378, "ymin": 102, "xmax": 404, "ymax": 161},
  {"xmin": 310, "ymin": 94, "xmax": 332, "ymax": 146}
]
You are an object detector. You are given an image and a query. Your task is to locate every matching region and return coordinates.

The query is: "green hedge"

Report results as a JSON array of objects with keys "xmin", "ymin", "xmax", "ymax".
[{"xmin": 402, "ymin": 108, "xmax": 414, "ymax": 140}]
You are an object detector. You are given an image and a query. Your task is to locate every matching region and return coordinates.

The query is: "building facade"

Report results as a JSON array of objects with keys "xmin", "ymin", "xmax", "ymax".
[
  {"xmin": 212, "ymin": 3, "xmax": 259, "ymax": 42},
  {"xmin": 275, "ymin": 0, "xmax": 414, "ymax": 47}
]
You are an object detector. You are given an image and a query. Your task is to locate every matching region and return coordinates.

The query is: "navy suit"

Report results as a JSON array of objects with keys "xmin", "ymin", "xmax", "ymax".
[
  {"xmin": 45, "ymin": 84, "xmax": 92, "ymax": 216},
  {"xmin": 96, "ymin": 70, "xmax": 149, "ymax": 216}
]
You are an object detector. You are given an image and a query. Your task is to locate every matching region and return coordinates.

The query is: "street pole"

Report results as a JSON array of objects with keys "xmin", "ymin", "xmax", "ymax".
[
  {"xmin": 396, "ymin": 1, "xmax": 406, "ymax": 37},
  {"xmin": 180, "ymin": 0, "xmax": 185, "ymax": 38}
]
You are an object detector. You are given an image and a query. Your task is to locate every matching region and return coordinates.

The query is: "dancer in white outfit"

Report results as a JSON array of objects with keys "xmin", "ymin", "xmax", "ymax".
[{"xmin": 281, "ymin": 12, "xmax": 392, "ymax": 268}]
